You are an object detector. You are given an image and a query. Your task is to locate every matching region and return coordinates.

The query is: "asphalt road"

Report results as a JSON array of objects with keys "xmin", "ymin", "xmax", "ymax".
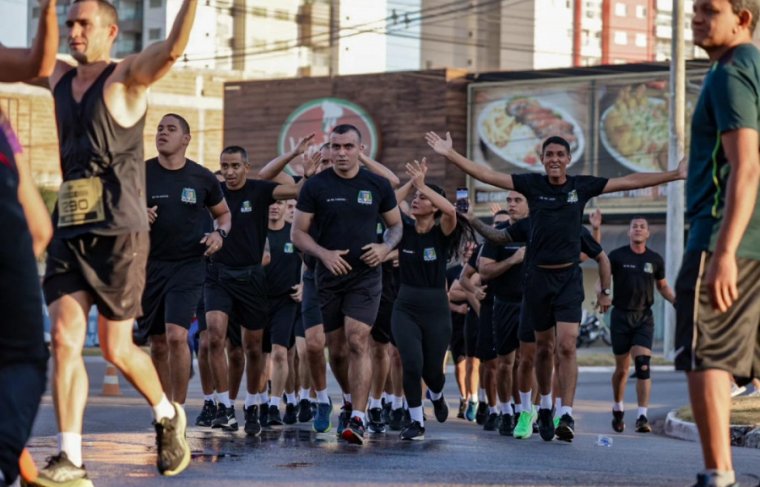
[{"xmin": 27, "ymin": 358, "xmax": 760, "ymax": 487}]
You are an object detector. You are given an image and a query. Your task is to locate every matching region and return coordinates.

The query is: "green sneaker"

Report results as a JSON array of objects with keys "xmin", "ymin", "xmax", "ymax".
[
  {"xmin": 513, "ymin": 410, "xmax": 537, "ymax": 439},
  {"xmin": 554, "ymin": 415, "xmax": 560, "ymax": 428}
]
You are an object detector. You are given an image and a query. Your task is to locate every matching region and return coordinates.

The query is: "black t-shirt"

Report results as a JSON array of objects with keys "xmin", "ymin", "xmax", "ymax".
[
  {"xmin": 506, "ymin": 214, "xmax": 604, "ymax": 261},
  {"xmin": 398, "ymin": 216, "xmax": 452, "ymax": 289},
  {"xmin": 512, "ymin": 174, "xmax": 607, "ymax": 266},
  {"xmin": 145, "ymin": 158, "xmax": 224, "ymax": 261},
  {"xmin": 213, "ymin": 179, "xmax": 277, "ymax": 267},
  {"xmin": 609, "ymin": 245, "xmax": 665, "ymax": 311},
  {"xmin": 296, "ymin": 168, "xmax": 397, "ymax": 271},
  {"xmin": 480, "ymin": 222, "xmax": 525, "ymax": 303},
  {"xmin": 265, "ymin": 222, "xmax": 302, "ymax": 296},
  {"xmin": 446, "ymin": 264, "xmax": 463, "ymax": 291},
  {"xmin": 468, "ymin": 244, "xmax": 494, "ymax": 304}
]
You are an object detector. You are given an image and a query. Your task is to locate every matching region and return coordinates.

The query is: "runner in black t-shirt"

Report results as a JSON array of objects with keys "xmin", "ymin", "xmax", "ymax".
[
  {"xmin": 204, "ymin": 146, "xmax": 301, "ymax": 436},
  {"xmin": 445, "ymin": 243, "xmax": 475, "ymax": 419},
  {"xmin": 293, "ymin": 124, "xmax": 402, "ymax": 445},
  {"xmin": 263, "ymin": 199, "xmax": 302, "ymax": 425},
  {"xmin": 429, "ymin": 131, "xmax": 683, "ymax": 442},
  {"xmin": 137, "ymin": 114, "xmax": 230, "ymax": 416},
  {"xmin": 391, "ymin": 160, "xmax": 473, "ymax": 440},
  {"xmin": 608, "ymin": 217, "xmax": 675, "ymax": 434},
  {"xmin": 478, "ymin": 192, "xmax": 529, "ymax": 436}
]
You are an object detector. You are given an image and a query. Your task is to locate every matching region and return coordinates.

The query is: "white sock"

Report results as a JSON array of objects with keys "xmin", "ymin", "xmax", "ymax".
[
  {"xmin": 244, "ymin": 393, "xmax": 258, "ymax": 408},
  {"xmin": 428, "ymin": 389, "xmax": 443, "ymax": 401},
  {"xmin": 204, "ymin": 394, "xmax": 214, "ymax": 402},
  {"xmin": 638, "ymin": 406, "xmax": 648, "ymax": 418},
  {"xmin": 559, "ymin": 405, "xmax": 573, "ymax": 417},
  {"xmin": 500, "ymin": 402, "xmax": 512, "ymax": 415},
  {"xmin": 489, "ymin": 405, "xmax": 498, "ymax": 414},
  {"xmin": 217, "ymin": 391, "xmax": 232, "ymax": 408},
  {"xmin": 613, "ymin": 402, "xmax": 624, "ymax": 412},
  {"xmin": 352, "ymin": 410, "xmax": 366, "ymax": 423},
  {"xmin": 388, "ymin": 394, "xmax": 397, "ymax": 407},
  {"xmin": 58, "ymin": 432, "xmax": 83, "ymax": 467},
  {"xmin": 478, "ymin": 388, "xmax": 486, "ymax": 402},
  {"xmin": 403, "ymin": 397, "xmax": 408, "ymax": 409},
  {"xmin": 409, "ymin": 406, "xmax": 424, "ymax": 425},
  {"xmin": 298, "ymin": 388, "xmax": 310, "ymax": 401},
  {"xmin": 316, "ymin": 389, "xmax": 330, "ymax": 404},
  {"xmin": 392, "ymin": 396, "xmax": 404, "ymax": 409},
  {"xmin": 554, "ymin": 398, "xmax": 562, "ymax": 411},
  {"xmin": 153, "ymin": 394, "xmax": 176, "ymax": 421},
  {"xmin": 382, "ymin": 392, "xmax": 388, "ymax": 401},
  {"xmin": 269, "ymin": 396, "xmax": 281, "ymax": 407},
  {"xmin": 213, "ymin": 391, "xmax": 221, "ymax": 404},
  {"xmin": 702, "ymin": 470, "xmax": 736, "ymax": 487},
  {"xmin": 539, "ymin": 394, "xmax": 552, "ymax": 410},
  {"xmin": 369, "ymin": 397, "xmax": 383, "ymax": 409},
  {"xmin": 286, "ymin": 392, "xmax": 297, "ymax": 405},
  {"xmin": 343, "ymin": 393, "xmax": 352, "ymax": 404},
  {"xmin": 260, "ymin": 392, "xmax": 269, "ymax": 404},
  {"xmin": 519, "ymin": 391, "xmax": 532, "ymax": 413}
]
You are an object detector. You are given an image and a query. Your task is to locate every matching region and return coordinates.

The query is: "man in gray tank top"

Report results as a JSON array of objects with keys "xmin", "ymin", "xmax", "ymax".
[{"xmin": 37, "ymin": 0, "xmax": 199, "ymax": 483}]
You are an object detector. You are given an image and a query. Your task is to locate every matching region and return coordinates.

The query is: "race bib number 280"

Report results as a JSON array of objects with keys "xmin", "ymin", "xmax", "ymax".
[{"xmin": 57, "ymin": 178, "xmax": 106, "ymax": 227}]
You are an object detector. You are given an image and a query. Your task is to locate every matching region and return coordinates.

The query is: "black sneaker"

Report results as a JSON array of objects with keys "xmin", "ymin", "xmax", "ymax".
[
  {"xmin": 195, "ymin": 400, "xmax": 217, "ymax": 427},
  {"xmin": 211, "ymin": 404, "xmax": 238, "ymax": 432},
  {"xmin": 635, "ymin": 415, "xmax": 652, "ymax": 433},
  {"xmin": 154, "ymin": 403, "xmax": 191, "ymax": 476},
  {"xmin": 475, "ymin": 401, "xmax": 488, "ymax": 425},
  {"xmin": 612, "ymin": 410, "xmax": 625, "ymax": 433},
  {"xmin": 457, "ymin": 398, "xmax": 466, "ymax": 419},
  {"xmin": 555, "ymin": 413, "xmax": 575, "ymax": 442},
  {"xmin": 400, "ymin": 420, "xmax": 425, "ymax": 440},
  {"xmin": 337, "ymin": 402, "xmax": 353, "ymax": 436},
  {"xmin": 243, "ymin": 405, "xmax": 261, "ymax": 436},
  {"xmin": 297, "ymin": 399, "xmax": 313, "ymax": 423},
  {"xmin": 389, "ymin": 407, "xmax": 404, "ymax": 431},
  {"xmin": 283, "ymin": 403, "xmax": 297, "ymax": 425},
  {"xmin": 35, "ymin": 452, "xmax": 94, "ymax": 486},
  {"xmin": 259, "ymin": 403, "xmax": 269, "ymax": 427},
  {"xmin": 382, "ymin": 400, "xmax": 392, "ymax": 424},
  {"xmin": 483, "ymin": 412, "xmax": 499, "ymax": 431},
  {"xmin": 268, "ymin": 404, "xmax": 284, "ymax": 426},
  {"xmin": 368, "ymin": 407, "xmax": 386, "ymax": 433},
  {"xmin": 431, "ymin": 396, "xmax": 449, "ymax": 423},
  {"xmin": 341, "ymin": 416, "xmax": 366, "ymax": 445},
  {"xmin": 499, "ymin": 413, "xmax": 514, "ymax": 436},
  {"xmin": 537, "ymin": 408, "xmax": 555, "ymax": 441}
]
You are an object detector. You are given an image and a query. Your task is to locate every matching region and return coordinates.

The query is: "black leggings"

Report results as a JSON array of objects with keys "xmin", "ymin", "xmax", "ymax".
[{"xmin": 391, "ymin": 285, "xmax": 452, "ymax": 409}]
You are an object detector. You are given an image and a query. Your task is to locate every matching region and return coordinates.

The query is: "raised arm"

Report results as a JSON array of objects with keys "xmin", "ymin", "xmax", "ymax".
[
  {"xmin": 258, "ymin": 133, "xmax": 315, "ymax": 184},
  {"xmin": 463, "ymin": 211, "xmax": 511, "ymax": 245},
  {"xmin": 602, "ymin": 158, "xmax": 686, "ymax": 194},
  {"xmin": 394, "ymin": 178, "xmax": 415, "ymax": 209},
  {"xmin": 359, "ymin": 152, "xmax": 400, "ymax": 188},
  {"xmin": 272, "ymin": 179, "xmax": 304, "ymax": 200},
  {"xmin": 0, "ymin": 0, "xmax": 58, "ymax": 82},
  {"xmin": 407, "ymin": 158, "xmax": 456, "ymax": 235},
  {"xmin": 425, "ymin": 131, "xmax": 514, "ymax": 190},
  {"xmin": 123, "ymin": 0, "xmax": 198, "ymax": 87}
]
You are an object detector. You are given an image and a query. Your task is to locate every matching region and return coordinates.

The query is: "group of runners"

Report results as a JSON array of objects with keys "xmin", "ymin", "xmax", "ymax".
[{"xmin": 0, "ymin": 1, "xmax": 758, "ymax": 487}]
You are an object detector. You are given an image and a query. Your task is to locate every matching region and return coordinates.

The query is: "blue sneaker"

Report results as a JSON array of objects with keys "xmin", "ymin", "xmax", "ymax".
[
  {"xmin": 313, "ymin": 398, "xmax": 333, "ymax": 433},
  {"xmin": 465, "ymin": 400, "xmax": 478, "ymax": 422}
]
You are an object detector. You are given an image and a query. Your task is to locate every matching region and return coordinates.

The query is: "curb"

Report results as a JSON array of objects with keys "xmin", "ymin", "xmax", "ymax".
[{"xmin": 664, "ymin": 409, "xmax": 760, "ymax": 448}]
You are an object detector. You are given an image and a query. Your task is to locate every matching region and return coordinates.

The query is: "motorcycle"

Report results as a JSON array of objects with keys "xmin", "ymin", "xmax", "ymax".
[{"xmin": 576, "ymin": 311, "xmax": 612, "ymax": 348}]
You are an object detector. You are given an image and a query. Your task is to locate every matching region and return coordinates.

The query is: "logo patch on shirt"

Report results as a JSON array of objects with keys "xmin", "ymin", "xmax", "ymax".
[
  {"xmin": 241, "ymin": 200, "xmax": 252, "ymax": 213},
  {"xmin": 643, "ymin": 262, "xmax": 653, "ymax": 274},
  {"xmin": 358, "ymin": 190, "xmax": 373, "ymax": 205},
  {"xmin": 423, "ymin": 247, "xmax": 437, "ymax": 261},
  {"xmin": 566, "ymin": 190, "xmax": 578, "ymax": 203},
  {"xmin": 181, "ymin": 187, "xmax": 197, "ymax": 204},
  {"xmin": 376, "ymin": 222, "xmax": 383, "ymax": 235},
  {"xmin": 284, "ymin": 242, "xmax": 294, "ymax": 253}
]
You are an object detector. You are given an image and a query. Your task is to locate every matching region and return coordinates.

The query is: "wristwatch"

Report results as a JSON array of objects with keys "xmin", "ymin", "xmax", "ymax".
[
  {"xmin": 215, "ymin": 229, "xmax": 228, "ymax": 239},
  {"xmin": 602, "ymin": 288, "xmax": 612, "ymax": 296}
]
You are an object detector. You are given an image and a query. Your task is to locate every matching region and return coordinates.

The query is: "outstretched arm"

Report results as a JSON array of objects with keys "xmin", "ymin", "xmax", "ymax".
[
  {"xmin": 425, "ymin": 131, "xmax": 514, "ymax": 190},
  {"xmin": 463, "ymin": 210, "xmax": 511, "ymax": 245},
  {"xmin": 258, "ymin": 133, "xmax": 315, "ymax": 184},
  {"xmin": 123, "ymin": 0, "xmax": 198, "ymax": 87},
  {"xmin": 603, "ymin": 158, "xmax": 686, "ymax": 194},
  {"xmin": 359, "ymin": 152, "xmax": 400, "ymax": 188},
  {"xmin": 0, "ymin": 0, "xmax": 58, "ymax": 82}
]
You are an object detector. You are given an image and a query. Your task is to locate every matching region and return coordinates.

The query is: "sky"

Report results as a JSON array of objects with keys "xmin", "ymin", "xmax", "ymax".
[{"xmin": 0, "ymin": 0, "xmax": 28, "ymax": 46}]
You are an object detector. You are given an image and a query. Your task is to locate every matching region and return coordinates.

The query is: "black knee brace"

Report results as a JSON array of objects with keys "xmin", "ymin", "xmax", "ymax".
[{"xmin": 634, "ymin": 355, "xmax": 651, "ymax": 380}]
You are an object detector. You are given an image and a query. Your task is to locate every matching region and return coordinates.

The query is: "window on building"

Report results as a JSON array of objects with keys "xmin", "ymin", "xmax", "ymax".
[
  {"xmin": 149, "ymin": 0, "xmax": 162, "ymax": 9},
  {"xmin": 614, "ymin": 31, "xmax": 628, "ymax": 45},
  {"xmin": 274, "ymin": 9, "xmax": 290, "ymax": 21},
  {"xmin": 636, "ymin": 5, "xmax": 647, "ymax": 18},
  {"xmin": 252, "ymin": 38, "xmax": 267, "ymax": 49},
  {"xmin": 635, "ymin": 33, "xmax": 647, "ymax": 47},
  {"xmin": 615, "ymin": 3, "xmax": 627, "ymax": 16},
  {"xmin": 149, "ymin": 28, "xmax": 161, "ymax": 40},
  {"xmin": 252, "ymin": 7, "xmax": 267, "ymax": 16}
]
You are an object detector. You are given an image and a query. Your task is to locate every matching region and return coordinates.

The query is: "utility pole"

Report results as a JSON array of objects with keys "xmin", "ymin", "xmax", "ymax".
[{"xmin": 664, "ymin": 0, "xmax": 685, "ymax": 357}]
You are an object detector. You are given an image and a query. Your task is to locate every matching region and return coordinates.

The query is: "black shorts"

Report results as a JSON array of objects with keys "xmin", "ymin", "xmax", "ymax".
[
  {"xmin": 267, "ymin": 294, "xmax": 298, "ymax": 349},
  {"xmin": 316, "ymin": 265, "xmax": 382, "ymax": 333},
  {"xmin": 43, "ymin": 232, "xmax": 149, "ymax": 321},
  {"xmin": 519, "ymin": 265, "xmax": 583, "ymax": 342},
  {"xmin": 449, "ymin": 311, "xmax": 466, "ymax": 361},
  {"xmin": 196, "ymin": 297, "xmax": 242, "ymax": 347},
  {"xmin": 371, "ymin": 295, "xmax": 394, "ymax": 344},
  {"xmin": 294, "ymin": 305, "xmax": 305, "ymax": 338},
  {"xmin": 610, "ymin": 307, "xmax": 654, "ymax": 356},
  {"xmin": 204, "ymin": 262, "xmax": 267, "ymax": 331},
  {"xmin": 135, "ymin": 258, "xmax": 204, "ymax": 344},
  {"xmin": 464, "ymin": 308, "xmax": 479, "ymax": 358},
  {"xmin": 493, "ymin": 298, "xmax": 520, "ymax": 356},
  {"xmin": 301, "ymin": 268, "xmax": 323, "ymax": 330},
  {"xmin": 476, "ymin": 297, "xmax": 496, "ymax": 361},
  {"xmin": 675, "ymin": 251, "xmax": 760, "ymax": 383}
]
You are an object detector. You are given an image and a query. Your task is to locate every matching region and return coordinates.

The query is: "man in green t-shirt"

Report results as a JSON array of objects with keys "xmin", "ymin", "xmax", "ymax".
[{"xmin": 675, "ymin": 2, "xmax": 760, "ymax": 487}]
